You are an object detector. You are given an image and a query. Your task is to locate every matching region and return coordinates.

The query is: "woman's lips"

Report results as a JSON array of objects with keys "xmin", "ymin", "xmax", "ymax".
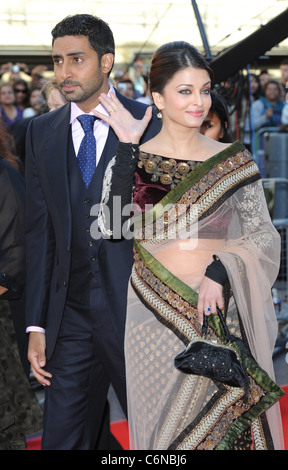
[{"xmin": 187, "ymin": 110, "xmax": 204, "ymax": 117}]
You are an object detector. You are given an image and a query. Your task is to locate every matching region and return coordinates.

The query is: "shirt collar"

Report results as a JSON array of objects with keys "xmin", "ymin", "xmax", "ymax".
[{"xmin": 70, "ymin": 83, "xmax": 115, "ymax": 124}]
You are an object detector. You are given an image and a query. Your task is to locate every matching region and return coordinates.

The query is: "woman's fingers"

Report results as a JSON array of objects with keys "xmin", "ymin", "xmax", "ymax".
[
  {"xmin": 93, "ymin": 92, "xmax": 152, "ymax": 143},
  {"xmin": 197, "ymin": 276, "xmax": 224, "ymax": 325}
]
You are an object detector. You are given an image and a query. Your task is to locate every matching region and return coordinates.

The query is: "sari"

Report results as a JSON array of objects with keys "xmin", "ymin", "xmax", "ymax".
[{"xmin": 123, "ymin": 141, "xmax": 284, "ymax": 450}]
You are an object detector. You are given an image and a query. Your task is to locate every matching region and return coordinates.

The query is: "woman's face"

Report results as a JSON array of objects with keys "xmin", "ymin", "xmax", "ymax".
[
  {"xmin": 152, "ymin": 67, "xmax": 212, "ymax": 128},
  {"xmin": 265, "ymin": 83, "xmax": 280, "ymax": 102},
  {"xmin": 0, "ymin": 85, "xmax": 15, "ymax": 105},
  {"xmin": 200, "ymin": 110, "xmax": 224, "ymax": 141}
]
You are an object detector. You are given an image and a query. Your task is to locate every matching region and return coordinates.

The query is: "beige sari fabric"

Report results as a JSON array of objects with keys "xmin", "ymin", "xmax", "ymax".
[{"xmin": 124, "ymin": 142, "xmax": 284, "ymax": 450}]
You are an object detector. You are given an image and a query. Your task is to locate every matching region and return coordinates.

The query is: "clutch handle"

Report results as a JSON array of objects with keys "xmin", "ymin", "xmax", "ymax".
[{"xmin": 202, "ymin": 307, "xmax": 232, "ymax": 341}]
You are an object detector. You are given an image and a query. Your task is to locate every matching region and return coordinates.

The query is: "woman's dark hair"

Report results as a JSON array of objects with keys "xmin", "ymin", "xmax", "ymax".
[
  {"xmin": 13, "ymin": 78, "xmax": 30, "ymax": 107},
  {"xmin": 51, "ymin": 14, "xmax": 115, "ymax": 73},
  {"xmin": 0, "ymin": 119, "xmax": 21, "ymax": 171},
  {"xmin": 149, "ymin": 41, "xmax": 214, "ymax": 94},
  {"xmin": 209, "ymin": 91, "xmax": 232, "ymax": 142},
  {"xmin": 245, "ymin": 73, "xmax": 261, "ymax": 100}
]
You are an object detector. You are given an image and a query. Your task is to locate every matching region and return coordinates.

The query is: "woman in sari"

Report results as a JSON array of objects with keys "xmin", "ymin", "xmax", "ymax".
[{"xmin": 95, "ymin": 41, "xmax": 284, "ymax": 450}]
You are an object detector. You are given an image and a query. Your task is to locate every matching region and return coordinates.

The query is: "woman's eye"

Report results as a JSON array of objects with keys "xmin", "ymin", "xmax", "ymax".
[
  {"xmin": 179, "ymin": 89, "xmax": 191, "ymax": 94},
  {"xmin": 202, "ymin": 88, "xmax": 211, "ymax": 94}
]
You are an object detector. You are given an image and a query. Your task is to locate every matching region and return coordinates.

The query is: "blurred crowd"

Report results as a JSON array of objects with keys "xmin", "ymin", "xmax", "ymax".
[
  {"xmin": 0, "ymin": 61, "xmax": 67, "ymax": 167},
  {"xmin": 0, "ymin": 56, "xmax": 288, "ymax": 172}
]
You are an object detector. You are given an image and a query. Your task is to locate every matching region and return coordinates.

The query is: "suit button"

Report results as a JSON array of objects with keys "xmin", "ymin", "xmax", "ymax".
[
  {"xmin": 90, "ymin": 256, "xmax": 96, "ymax": 261},
  {"xmin": 84, "ymin": 198, "xmax": 91, "ymax": 204},
  {"xmin": 63, "ymin": 281, "xmax": 67, "ymax": 287}
]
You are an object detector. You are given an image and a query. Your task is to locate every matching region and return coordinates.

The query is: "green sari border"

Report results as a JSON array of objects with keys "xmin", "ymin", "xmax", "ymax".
[
  {"xmin": 134, "ymin": 141, "xmax": 245, "ymax": 228},
  {"xmin": 216, "ymin": 366, "xmax": 285, "ymax": 450},
  {"xmin": 134, "ymin": 238, "xmax": 198, "ymax": 307}
]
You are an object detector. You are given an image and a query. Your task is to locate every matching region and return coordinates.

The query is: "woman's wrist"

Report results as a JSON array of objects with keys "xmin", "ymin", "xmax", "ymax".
[{"xmin": 117, "ymin": 142, "xmax": 139, "ymax": 166}]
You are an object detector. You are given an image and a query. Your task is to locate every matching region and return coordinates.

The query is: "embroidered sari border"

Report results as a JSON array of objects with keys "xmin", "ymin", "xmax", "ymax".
[
  {"xmin": 216, "ymin": 364, "xmax": 285, "ymax": 450},
  {"xmin": 134, "ymin": 238, "xmax": 198, "ymax": 307}
]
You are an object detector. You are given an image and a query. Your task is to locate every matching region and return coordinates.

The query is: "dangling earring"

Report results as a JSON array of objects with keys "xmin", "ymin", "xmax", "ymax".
[{"xmin": 157, "ymin": 109, "xmax": 163, "ymax": 119}]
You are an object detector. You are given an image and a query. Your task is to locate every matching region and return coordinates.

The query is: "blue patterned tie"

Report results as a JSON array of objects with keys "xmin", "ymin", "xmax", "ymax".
[{"xmin": 77, "ymin": 114, "xmax": 97, "ymax": 188}]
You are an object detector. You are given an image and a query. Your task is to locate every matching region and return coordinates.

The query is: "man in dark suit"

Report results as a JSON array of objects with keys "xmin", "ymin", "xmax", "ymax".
[{"xmin": 25, "ymin": 14, "xmax": 161, "ymax": 450}]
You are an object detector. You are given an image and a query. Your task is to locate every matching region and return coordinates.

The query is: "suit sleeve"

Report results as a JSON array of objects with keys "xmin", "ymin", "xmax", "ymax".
[
  {"xmin": 25, "ymin": 119, "xmax": 55, "ymax": 329},
  {"xmin": 98, "ymin": 142, "xmax": 139, "ymax": 239}
]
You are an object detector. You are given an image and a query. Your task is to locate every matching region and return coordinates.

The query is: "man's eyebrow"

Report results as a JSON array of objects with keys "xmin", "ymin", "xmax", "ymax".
[{"xmin": 52, "ymin": 51, "xmax": 86, "ymax": 58}]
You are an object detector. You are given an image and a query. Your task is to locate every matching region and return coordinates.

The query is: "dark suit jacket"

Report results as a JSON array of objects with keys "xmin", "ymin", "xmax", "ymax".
[{"xmin": 25, "ymin": 91, "xmax": 161, "ymax": 360}]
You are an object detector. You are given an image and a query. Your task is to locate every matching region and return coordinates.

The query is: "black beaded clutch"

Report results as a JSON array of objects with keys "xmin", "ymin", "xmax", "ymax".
[{"xmin": 174, "ymin": 308, "xmax": 248, "ymax": 388}]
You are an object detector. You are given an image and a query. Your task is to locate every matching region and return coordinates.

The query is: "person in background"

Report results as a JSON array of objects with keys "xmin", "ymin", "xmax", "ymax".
[
  {"xmin": 252, "ymin": 80, "xmax": 285, "ymax": 135},
  {"xmin": 30, "ymin": 65, "xmax": 49, "ymax": 89},
  {"xmin": 13, "ymin": 79, "xmax": 30, "ymax": 111},
  {"xmin": 10, "ymin": 88, "xmax": 48, "ymax": 165},
  {"xmin": 42, "ymin": 78, "xmax": 67, "ymax": 111},
  {"xmin": 281, "ymin": 102, "xmax": 288, "ymax": 131},
  {"xmin": 136, "ymin": 75, "xmax": 153, "ymax": 105},
  {"xmin": 96, "ymin": 41, "xmax": 284, "ymax": 450},
  {"xmin": 241, "ymin": 73, "xmax": 261, "ymax": 152},
  {"xmin": 200, "ymin": 91, "xmax": 231, "ymax": 142},
  {"xmin": 258, "ymin": 70, "xmax": 271, "ymax": 96},
  {"xmin": 0, "ymin": 83, "xmax": 23, "ymax": 129},
  {"xmin": 0, "ymin": 120, "xmax": 43, "ymax": 449},
  {"xmin": 1, "ymin": 63, "xmax": 31, "ymax": 88},
  {"xmin": 279, "ymin": 58, "xmax": 288, "ymax": 100},
  {"xmin": 117, "ymin": 79, "xmax": 135, "ymax": 99},
  {"xmin": 23, "ymin": 86, "xmax": 43, "ymax": 118}
]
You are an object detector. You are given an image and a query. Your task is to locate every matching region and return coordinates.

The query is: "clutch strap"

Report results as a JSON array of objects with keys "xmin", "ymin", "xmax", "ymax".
[{"xmin": 202, "ymin": 307, "xmax": 231, "ymax": 341}]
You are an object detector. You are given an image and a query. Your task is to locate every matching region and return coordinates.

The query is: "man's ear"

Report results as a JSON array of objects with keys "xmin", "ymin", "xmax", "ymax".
[{"xmin": 101, "ymin": 53, "xmax": 114, "ymax": 75}]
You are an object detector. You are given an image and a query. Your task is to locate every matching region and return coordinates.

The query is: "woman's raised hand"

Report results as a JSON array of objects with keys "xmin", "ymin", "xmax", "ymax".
[{"xmin": 93, "ymin": 92, "xmax": 152, "ymax": 144}]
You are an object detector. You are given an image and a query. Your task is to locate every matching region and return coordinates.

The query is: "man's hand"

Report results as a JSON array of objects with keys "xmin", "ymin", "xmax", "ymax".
[{"xmin": 28, "ymin": 331, "xmax": 52, "ymax": 386}]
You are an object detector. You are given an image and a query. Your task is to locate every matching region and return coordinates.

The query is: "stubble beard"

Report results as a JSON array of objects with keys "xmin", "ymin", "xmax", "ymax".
[{"xmin": 60, "ymin": 75, "xmax": 104, "ymax": 104}]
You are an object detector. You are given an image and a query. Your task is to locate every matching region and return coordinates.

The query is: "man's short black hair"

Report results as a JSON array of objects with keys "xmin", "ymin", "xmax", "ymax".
[{"xmin": 52, "ymin": 14, "xmax": 115, "ymax": 59}]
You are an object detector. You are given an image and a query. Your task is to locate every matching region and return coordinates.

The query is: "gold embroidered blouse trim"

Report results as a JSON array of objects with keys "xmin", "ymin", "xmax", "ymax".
[{"xmin": 138, "ymin": 152, "xmax": 201, "ymax": 187}]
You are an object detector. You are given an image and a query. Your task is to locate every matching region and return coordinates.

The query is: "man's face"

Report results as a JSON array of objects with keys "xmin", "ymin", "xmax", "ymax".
[{"xmin": 52, "ymin": 35, "xmax": 113, "ymax": 111}]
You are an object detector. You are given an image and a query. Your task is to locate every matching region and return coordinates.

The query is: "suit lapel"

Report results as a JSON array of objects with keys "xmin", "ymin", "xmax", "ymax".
[{"xmin": 44, "ymin": 104, "xmax": 72, "ymax": 247}]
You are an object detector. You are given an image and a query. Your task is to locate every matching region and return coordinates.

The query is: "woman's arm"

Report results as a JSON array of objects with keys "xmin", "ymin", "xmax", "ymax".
[{"xmin": 94, "ymin": 92, "xmax": 152, "ymax": 239}]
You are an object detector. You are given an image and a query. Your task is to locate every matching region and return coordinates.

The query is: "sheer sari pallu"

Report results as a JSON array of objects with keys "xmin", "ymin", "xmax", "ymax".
[{"xmin": 125, "ymin": 142, "xmax": 284, "ymax": 450}]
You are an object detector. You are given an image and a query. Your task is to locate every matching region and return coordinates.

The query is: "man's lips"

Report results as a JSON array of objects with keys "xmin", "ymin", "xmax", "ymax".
[{"xmin": 61, "ymin": 83, "xmax": 79, "ymax": 92}]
